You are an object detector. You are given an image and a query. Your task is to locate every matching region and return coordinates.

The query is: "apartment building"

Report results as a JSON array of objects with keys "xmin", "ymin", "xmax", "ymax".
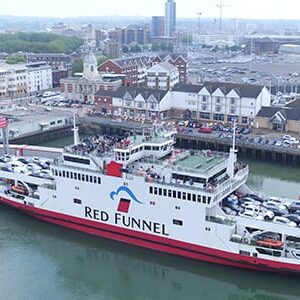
[{"xmin": 146, "ymin": 61, "xmax": 179, "ymax": 90}]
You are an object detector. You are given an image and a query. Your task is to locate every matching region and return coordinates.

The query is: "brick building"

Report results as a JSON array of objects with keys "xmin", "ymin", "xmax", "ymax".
[{"xmin": 98, "ymin": 56, "xmax": 153, "ymax": 86}]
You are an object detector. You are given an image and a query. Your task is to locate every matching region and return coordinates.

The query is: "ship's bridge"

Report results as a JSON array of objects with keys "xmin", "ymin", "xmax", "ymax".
[{"xmin": 113, "ymin": 133, "xmax": 175, "ymax": 165}]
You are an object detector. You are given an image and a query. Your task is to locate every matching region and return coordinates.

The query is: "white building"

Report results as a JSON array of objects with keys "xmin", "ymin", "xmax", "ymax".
[
  {"xmin": 60, "ymin": 52, "xmax": 122, "ymax": 103},
  {"xmin": 26, "ymin": 62, "xmax": 52, "ymax": 94},
  {"xmin": 160, "ymin": 83, "xmax": 271, "ymax": 125},
  {"xmin": 0, "ymin": 64, "xmax": 28, "ymax": 98},
  {"xmin": 146, "ymin": 61, "xmax": 179, "ymax": 90}
]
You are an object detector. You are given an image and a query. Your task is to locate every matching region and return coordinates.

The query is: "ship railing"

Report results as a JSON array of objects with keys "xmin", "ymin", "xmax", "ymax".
[
  {"xmin": 41, "ymin": 183, "xmax": 56, "ymax": 190},
  {"xmin": 212, "ymin": 166, "xmax": 249, "ymax": 203},
  {"xmin": 206, "ymin": 215, "xmax": 236, "ymax": 226}
]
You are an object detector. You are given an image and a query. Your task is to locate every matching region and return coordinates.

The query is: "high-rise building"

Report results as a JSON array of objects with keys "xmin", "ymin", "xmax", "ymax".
[
  {"xmin": 151, "ymin": 16, "xmax": 165, "ymax": 38},
  {"xmin": 165, "ymin": 0, "xmax": 176, "ymax": 37}
]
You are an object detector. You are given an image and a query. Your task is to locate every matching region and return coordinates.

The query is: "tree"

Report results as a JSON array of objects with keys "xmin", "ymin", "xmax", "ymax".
[
  {"xmin": 122, "ymin": 44, "xmax": 129, "ymax": 53},
  {"xmin": 72, "ymin": 59, "xmax": 83, "ymax": 74},
  {"xmin": 130, "ymin": 44, "xmax": 141, "ymax": 52},
  {"xmin": 151, "ymin": 43, "xmax": 160, "ymax": 52},
  {"xmin": 0, "ymin": 32, "xmax": 83, "ymax": 54},
  {"xmin": 6, "ymin": 54, "xmax": 26, "ymax": 64}
]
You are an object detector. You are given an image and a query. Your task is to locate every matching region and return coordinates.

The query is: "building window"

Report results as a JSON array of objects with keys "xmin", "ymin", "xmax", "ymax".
[
  {"xmin": 216, "ymin": 97, "xmax": 221, "ymax": 104},
  {"xmin": 230, "ymin": 98, "xmax": 236, "ymax": 105},
  {"xmin": 149, "ymin": 186, "xmax": 153, "ymax": 194}
]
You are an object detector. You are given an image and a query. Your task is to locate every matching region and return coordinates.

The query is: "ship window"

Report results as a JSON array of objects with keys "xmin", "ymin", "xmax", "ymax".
[
  {"xmin": 158, "ymin": 188, "xmax": 162, "ymax": 195},
  {"xmin": 163, "ymin": 189, "xmax": 167, "ymax": 196},
  {"xmin": 192, "ymin": 194, "xmax": 196, "ymax": 202},
  {"xmin": 203, "ymin": 196, "xmax": 207, "ymax": 204},
  {"xmin": 239, "ymin": 250, "xmax": 250, "ymax": 256},
  {"xmin": 182, "ymin": 192, "xmax": 186, "ymax": 200},
  {"xmin": 152, "ymin": 146, "xmax": 159, "ymax": 151},
  {"xmin": 86, "ymin": 175, "xmax": 89, "ymax": 182},
  {"xmin": 66, "ymin": 171, "xmax": 69, "ymax": 178},
  {"xmin": 173, "ymin": 219, "xmax": 183, "ymax": 226},
  {"xmin": 78, "ymin": 174, "xmax": 81, "ymax": 180},
  {"xmin": 149, "ymin": 186, "xmax": 153, "ymax": 194},
  {"xmin": 168, "ymin": 190, "xmax": 172, "ymax": 197},
  {"xmin": 54, "ymin": 169, "xmax": 58, "ymax": 176},
  {"xmin": 59, "ymin": 171, "xmax": 62, "ymax": 177},
  {"xmin": 90, "ymin": 175, "xmax": 93, "ymax": 182},
  {"xmin": 82, "ymin": 175, "xmax": 85, "ymax": 182},
  {"xmin": 177, "ymin": 191, "xmax": 181, "ymax": 199},
  {"xmin": 74, "ymin": 173, "xmax": 77, "ymax": 180},
  {"xmin": 154, "ymin": 187, "xmax": 158, "ymax": 195},
  {"xmin": 62, "ymin": 171, "xmax": 65, "ymax": 177},
  {"xmin": 187, "ymin": 193, "xmax": 191, "ymax": 201},
  {"xmin": 207, "ymin": 197, "xmax": 211, "ymax": 204},
  {"xmin": 172, "ymin": 190, "xmax": 176, "ymax": 198},
  {"xmin": 197, "ymin": 195, "xmax": 201, "ymax": 203},
  {"xmin": 63, "ymin": 155, "xmax": 90, "ymax": 165},
  {"xmin": 145, "ymin": 146, "xmax": 151, "ymax": 150},
  {"xmin": 94, "ymin": 176, "xmax": 97, "ymax": 183},
  {"xmin": 74, "ymin": 198, "xmax": 82, "ymax": 204},
  {"xmin": 98, "ymin": 177, "xmax": 101, "ymax": 184},
  {"xmin": 70, "ymin": 172, "xmax": 73, "ymax": 179}
]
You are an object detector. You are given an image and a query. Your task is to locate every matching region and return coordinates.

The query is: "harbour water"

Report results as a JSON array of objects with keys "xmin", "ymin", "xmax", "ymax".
[{"xmin": 1, "ymin": 137, "xmax": 300, "ymax": 300}]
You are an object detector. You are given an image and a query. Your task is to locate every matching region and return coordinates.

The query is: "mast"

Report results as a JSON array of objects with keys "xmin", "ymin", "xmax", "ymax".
[{"xmin": 72, "ymin": 110, "xmax": 79, "ymax": 146}]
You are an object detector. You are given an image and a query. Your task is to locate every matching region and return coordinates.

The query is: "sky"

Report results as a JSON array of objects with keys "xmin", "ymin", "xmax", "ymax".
[{"xmin": 2, "ymin": 0, "xmax": 300, "ymax": 19}]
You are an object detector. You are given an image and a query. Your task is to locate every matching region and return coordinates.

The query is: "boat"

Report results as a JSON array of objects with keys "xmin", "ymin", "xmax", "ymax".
[{"xmin": 0, "ymin": 121, "xmax": 300, "ymax": 274}]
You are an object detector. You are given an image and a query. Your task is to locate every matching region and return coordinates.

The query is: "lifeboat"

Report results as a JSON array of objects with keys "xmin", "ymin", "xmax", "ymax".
[
  {"xmin": 256, "ymin": 239, "xmax": 284, "ymax": 249},
  {"xmin": 10, "ymin": 184, "xmax": 29, "ymax": 196}
]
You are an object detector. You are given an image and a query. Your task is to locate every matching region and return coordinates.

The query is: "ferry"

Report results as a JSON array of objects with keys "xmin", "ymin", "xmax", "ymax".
[{"xmin": 1, "ymin": 122, "xmax": 300, "ymax": 274}]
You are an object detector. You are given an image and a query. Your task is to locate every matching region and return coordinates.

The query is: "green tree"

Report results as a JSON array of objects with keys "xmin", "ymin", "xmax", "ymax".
[
  {"xmin": 130, "ymin": 44, "xmax": 141, "ymax": 52},
  {"xmin": 0, "ymin": 32, "xmax": 83, "ymax": 54},
  {"xmin": 151, "ymin": 43, "xmax": 160, "ymax": 51},
  {"xmin": 122, "ymin": 44, "xmax": 129, "ymax": 53},
  {"xmin": 72, "ymin": 59, "xmax": 83, "ymax": 74},
  {"xmin": 6, "ymin": 54, "xmax": 26, "ymax": 64}
]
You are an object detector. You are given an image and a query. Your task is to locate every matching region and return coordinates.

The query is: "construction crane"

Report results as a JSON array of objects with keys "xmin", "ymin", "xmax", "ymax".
[{"xmin": 216, "ymin": 2, "xmax": 230, "ymax": 32}]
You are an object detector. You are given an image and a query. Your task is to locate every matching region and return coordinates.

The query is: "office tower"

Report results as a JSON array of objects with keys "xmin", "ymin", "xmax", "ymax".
[{"xmin": 165, "ymin": 0, "xmax": 176, "ymax": 37}]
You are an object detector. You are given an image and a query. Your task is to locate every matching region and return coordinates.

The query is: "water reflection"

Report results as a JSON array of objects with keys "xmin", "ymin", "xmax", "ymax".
[{"xmin": 0, "ymin": 207, "xmax": 300, "ymax": 300}]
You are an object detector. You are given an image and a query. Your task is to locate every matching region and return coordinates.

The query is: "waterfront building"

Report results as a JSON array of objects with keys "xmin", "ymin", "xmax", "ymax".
[
  {"xmin": 146, "ymin": 61, "xmax": 179, "ymax": 90},
  {"xmin": 93, "ymin": 82, "xmax": 270, "ymax": 125},
  {"xmin": 165, "ymin": 0, "xmax": 176, "ymax": 37},
  {"xmin": 159, "ymin": 82, "xmax": 271, "ymax": 125},
  {"xmin": 0, "ymin": 64, "xmax": 28, "ymax": 98},
  {"xmin": 26, "ymin": 62, "xmax": 52, "ymax": 94},
  {"xmin": 60, "ymin": 52, "xmax": 122, "ymax": 103},
  {"xmin": 94, "ymin": 86, "xmax": 167, "ymax": 119},
  {"xmin": 27, "ymin": 53, "xmax": 71, "ymax": 87},
  {"xmin": 256, "ymin": 100, "xmax": 300, "ymax": 133}
]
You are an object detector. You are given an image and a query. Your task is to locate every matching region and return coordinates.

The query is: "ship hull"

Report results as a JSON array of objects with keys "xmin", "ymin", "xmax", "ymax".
[{"xmin": 1, "ymin": 195, "xmax": 300, "ymax": 275}]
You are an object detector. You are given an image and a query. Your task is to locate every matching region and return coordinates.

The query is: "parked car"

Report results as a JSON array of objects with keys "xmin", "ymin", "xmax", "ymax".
[
  {"xmin": 244, "ymin": 193, "xmax": 264, "ymax": 203},
  {"xmin": 199, "ymin": 127, "xmax": 213, "ymax": 134},
  {"xmin": 273, "ymin": 216, "xmax": 297, "ymax": 227},
  {"xmin": 289, "ymin": 201, "xmax": 300, "ymax": 214},
  {"xmin": 262, "ymin": 202, "xmax": 288, "ymax": 216},
  {"xmin": 282, "ymin": 214, "xmax": 300, "ymax": 225}
]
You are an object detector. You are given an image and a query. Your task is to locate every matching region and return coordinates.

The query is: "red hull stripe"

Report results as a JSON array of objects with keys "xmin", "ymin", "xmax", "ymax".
[{"xmin": 1, "ymin": 196, "xmax": 300, "ymax": 274}]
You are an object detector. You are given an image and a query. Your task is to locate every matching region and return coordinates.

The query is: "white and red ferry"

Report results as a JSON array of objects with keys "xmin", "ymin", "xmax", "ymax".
[{"xmin": 1, "ymin": 124, "xmax": 300, "ymax": 274}]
